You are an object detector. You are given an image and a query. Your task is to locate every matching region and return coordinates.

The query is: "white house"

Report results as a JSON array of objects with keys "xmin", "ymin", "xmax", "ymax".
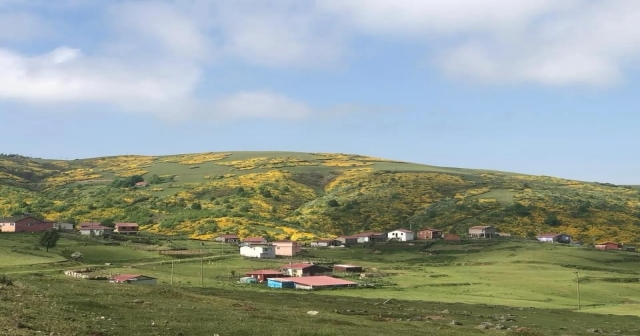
[
  {"xmin": 388, "ymin": 229, "xmax": 415, "ymax": 241},
  {"xmin": 240, "ymin": 245, "xmax": 276, "ymax": 259},
  {"xmin": 53, "ymin": 222, "xmax": 75, "ymax": 231},
  {"xmin": 78, "ymin": 225, "xmax": 113, "ymax": 237},
  {"xmin": 536, "ymin": 233, "xmax": 572, "ymax": 244}
]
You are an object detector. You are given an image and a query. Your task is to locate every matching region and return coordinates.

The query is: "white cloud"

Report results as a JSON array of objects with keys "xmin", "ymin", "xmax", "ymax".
[
  {"xmin": 320, "ymin": 0, "xmax": 640, "ymax": 85},
  {"xmin": 210, "ymin": 91, "xmax": 312, "ymax": 119},
  {"xmin": 212, "ymin": 0, "xmax": 345, "ymax": 67}
]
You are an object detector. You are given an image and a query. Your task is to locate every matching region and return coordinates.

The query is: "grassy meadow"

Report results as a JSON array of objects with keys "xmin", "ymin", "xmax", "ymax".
[{"xmin": 1, "ymin": 233, "xmax": 640, "ymax": 335}]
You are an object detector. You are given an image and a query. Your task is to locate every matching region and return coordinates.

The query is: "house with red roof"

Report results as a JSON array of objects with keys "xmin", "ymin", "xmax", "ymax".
[
  {"xmin": 110, "ymin": 274, "xmax": 157, "ymax": 285},
  {"xmin": 536, "ymin": 233, "xmax": 572, "ymax": 244},
  {"xmin": 242, "ymin": 237, "xmax": 268, "ymax": 245},
  {"xmin": 246, "ymin": 269, "xmax": 284, "ymax": 282},
  {"xmin": 595, "ymin": 242, "xmax": 622, "ymax": 251},
  {"xmin": 388, "ymin": 229, "xmax": 415, "ymax": 241},
  {"xmin": 280, "ymin": 263, "xmax": 331, "ymax": 277},
  {"xmin": 0, "ymin": 215, "xmax": 52, "ymax": 233},
  {"xmin": 115, "ymin": 222, "xmax": 139, "ymax": 235},
  {"xmin": 267, "ymin": 276, "xmax": 357, "ymax": 290},
  {"xmin": 417, "ymin": 228, "xmax": 443, "ymax": 240}
]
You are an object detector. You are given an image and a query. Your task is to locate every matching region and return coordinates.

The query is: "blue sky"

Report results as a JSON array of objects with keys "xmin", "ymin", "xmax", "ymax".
[{"xmin": 1, "ymin": 0, "xmax": 639, "ymax": 184}]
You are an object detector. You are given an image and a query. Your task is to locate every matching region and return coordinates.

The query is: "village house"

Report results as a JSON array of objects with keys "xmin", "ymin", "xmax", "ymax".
[
  {"xmin": 245, "ymin": 269, "xmax": 284, "ymax": 283},
  {"xmin": 240, "ymin": 245, "xmax": 276, "ymax": 259},
  {"xmin": 388, "ymin": 229, "xmax": 415, "ymax": 241},
  {"xmin": 355, "ymin": 232, "xmax": 387, "ymax": 243},
  {"xmin": 114, "ymin": 222, "xmax": 139, "ymax": 235},
  {"xmin": 280, "ymin": 263, "xmax": 331, "ymax": 277},
  {"xmin": 333, "ymin": 264, "xmax": 363, "ymax": 273},
  {"xmin": 310, "ymin": 239, "xmax": 341, "ymax": 247},
  {"xmin": 215, "ymin": 234, "xmax": 240, "ymax": 244},
  {"xmin": 0, "ymin": 215, "xmax": 53, "ymax": 233},
  {"xmin": 242, "ymin": 237, "xmax": 268, "ymax": 245},
  {"xmin": 417, "ymin": 228, "xmax": 443, "ymax": 240},
  {"xmin": 625, "ymin": 246, "xmax": 637, "ymax": 252},
  {"xmin": 595, "ymin": 242, "xmax": 622, "ymax": 251},
  {"xmin": 53, "ymin": 222, "xmax": 75, "ymax": 231},
  {"xmin": 272, "ymin": 240, "xmax": 302, "ymax": 256},
  {"xmin": 536, "ymin": 233, "xmax": 572, "ymax": 244},
  {"xmin": 110, "ymin": 274, "xmax": 157, "ymax": 285},
  {"xmin": 444, "ymin": 233, "xmax": 461, "ymax": 242},
  {"xmin": 469, "ymin": 225, "xmax": 497, "ymax": 239},
  {"xmin": 267, "ymin": 276, "xmax": 357, "ymax": 290},
  {"xmin": 336, "ymin": 235, "xmax": 358, "ymax": 246},
  {"xmin": 78, "ymin": 223, "xmax": 113, "ymax": 237}
]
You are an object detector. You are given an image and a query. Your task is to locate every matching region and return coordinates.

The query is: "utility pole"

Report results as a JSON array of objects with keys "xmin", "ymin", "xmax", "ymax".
[
  {"xmin": 573, "ymin": 271, "xmax": 581, "ymax": 310},
  {"xmin": 170, "ymin": 260, "xmax": 174, "ymax": 285}
]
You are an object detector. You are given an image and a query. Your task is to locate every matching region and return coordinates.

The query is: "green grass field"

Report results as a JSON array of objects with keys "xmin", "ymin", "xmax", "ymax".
[{"xmin": 1, "ymin": 233, "xmax": 639, "ymax": 335}]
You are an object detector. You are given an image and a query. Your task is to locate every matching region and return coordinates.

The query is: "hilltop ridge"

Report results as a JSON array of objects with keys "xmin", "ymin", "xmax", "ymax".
[{"xmin": 0, "ymin": 151, "xmax": 638, "ymax": 243}]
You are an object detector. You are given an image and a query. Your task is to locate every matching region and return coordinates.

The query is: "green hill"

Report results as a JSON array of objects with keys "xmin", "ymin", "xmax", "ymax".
[{"xmin": 0, "ymin": 151, "xmax": 639, "ymax": 243}]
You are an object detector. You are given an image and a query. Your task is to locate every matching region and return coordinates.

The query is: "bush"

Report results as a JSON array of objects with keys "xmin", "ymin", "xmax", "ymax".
[
  {"xmin": 0, "ymin": 274, "xmax": 13, "ymax": 286},
  {"xmin": 327, "ymin": 199, "xmax": 340, "ymax": 207}
]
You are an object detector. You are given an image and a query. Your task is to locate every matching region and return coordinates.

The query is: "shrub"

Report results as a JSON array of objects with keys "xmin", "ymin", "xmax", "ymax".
[
  {"xmin": 327, "ymin": 199, "xmax": 340, "ymax": 207},
  {"xmin": 0, "ymin": 274, "xmax": 13, "ymax": 286}
]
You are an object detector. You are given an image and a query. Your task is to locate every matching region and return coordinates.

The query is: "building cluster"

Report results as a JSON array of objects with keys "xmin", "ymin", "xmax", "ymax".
[
  {"xmin": 241, "ymin": 262, "xmax": 362, "ymax": 290},
  {"xmin": 0, "ymin": 215, "xmax": 139, "ymax": 236}
]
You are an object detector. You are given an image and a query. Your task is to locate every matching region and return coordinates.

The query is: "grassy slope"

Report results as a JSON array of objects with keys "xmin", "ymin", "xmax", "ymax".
[
  {"xmin": 0, "ymin": 152, "xmax": 639, "ymax": 243},
  {"xmin": 1, "ymin": 235, "xmax": 640, "ymax": 335}
]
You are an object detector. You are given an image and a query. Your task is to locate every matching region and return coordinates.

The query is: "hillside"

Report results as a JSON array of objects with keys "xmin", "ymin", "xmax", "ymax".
[{"xmin": 0, "ymin": 152, "xmax": 639, "ymax": 243}]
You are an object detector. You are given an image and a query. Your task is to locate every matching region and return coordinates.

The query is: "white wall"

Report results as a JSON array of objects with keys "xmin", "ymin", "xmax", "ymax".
[{"xmin": 240, "ymin": 246, "xmax": 275, "ymax": 258}]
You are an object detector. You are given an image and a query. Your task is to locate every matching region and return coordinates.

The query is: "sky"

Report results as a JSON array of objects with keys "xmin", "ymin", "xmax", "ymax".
[{"xmin": 0, "ymin": 0, "xmax": 639, "ymax": 184}]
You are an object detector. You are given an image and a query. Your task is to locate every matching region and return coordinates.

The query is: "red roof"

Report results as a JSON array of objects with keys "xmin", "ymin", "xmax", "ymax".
[
  {"xmin": 115, "ymin": 222, "xmax": 138, "ymax": 228},
  {"xmin": 281, "ymin": 263, "xmax": 316, "ymax": 270},
  {"xmin": 246, "ymin": 269, "xmax": 283, "ymax": 276},
  {"xmin": 218, "ymin": 234, "xmax": 239, "ymax": 239},
  {"xmin": 275, "ymin": 276, "xmax": 357, "ymax": 287},
  {"xmin": 111, "ymin": 274, "xmax": 142, "ymax": 282},
  {"xmin": 272, "ymin": 240, "xmax": 298, "ymax": 244},
  {"xmin": 243, "ymin": 237, "xmax": 266, "ymax": 242}
]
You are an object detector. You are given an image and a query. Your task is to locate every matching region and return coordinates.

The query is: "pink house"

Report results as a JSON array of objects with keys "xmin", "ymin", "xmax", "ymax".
[
  {"xmin": 272, "ymin": 240, "xmax": 302, "ymax": 257},
  {"xmin": 0, "ymin": 216, "xmax": 53, "ymax": 233}
]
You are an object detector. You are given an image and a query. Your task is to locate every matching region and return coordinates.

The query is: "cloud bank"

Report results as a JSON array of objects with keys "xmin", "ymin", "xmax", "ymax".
[{"xmin": 1, "ymin": 0, "xmax": 640, "ymax": 119}]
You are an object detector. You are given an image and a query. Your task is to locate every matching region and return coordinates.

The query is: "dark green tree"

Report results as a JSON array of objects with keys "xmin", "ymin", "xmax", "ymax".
[
  {"xmin": 327, "ymin": 199, "xmax": 339, "ymax": 207},
  {"xmin": 544, "ymin": 213, "xmax": 561, "ymax": 226},
  {"xmin": 39, "ymin": 230, "xmax": 60, "ymax": 252},
  {"xmin": 191, "ymin": 202, "xmax": 202, "ymax": 210}
]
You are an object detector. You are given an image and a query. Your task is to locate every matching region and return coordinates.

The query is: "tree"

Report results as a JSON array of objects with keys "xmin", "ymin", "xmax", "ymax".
[
  {"xmin": 39, "ymin": 230, "xmax": 60, "ymax": 252},
  {"xmin": 544, "ymin": 213, "xmax": 561, "ymax": 226},
  {"xmin": 191, "ymin": 202, "xmax": 202, "ymax": 210},
  {"xmin": 327, "ymin": 199, "xmax": 340, "ymax": 207}
]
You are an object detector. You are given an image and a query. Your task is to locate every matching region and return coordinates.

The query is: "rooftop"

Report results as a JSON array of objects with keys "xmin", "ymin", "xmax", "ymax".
[
  {"xmin": 469, "ymin": 225, "xmax": 493, "ymax": 229},
  {"xmin": 115, "ymin": 222, "xmax": 139, "ymax": 227},
  {"xmin": 272, "ymin": 276, "xmax": 358, "ymax": 287},
  {"xmin": 246, "ymin": 269, "xmax": 283, "ymax": 275},
  {"xmin": 243, "ymin": 237, "xmax": 266, "ymax": 242},
  {"xmin": 218, "ymin": 234, "xmax": 239, "ymax": 239},
  {"xmin": 111, "ymin": 274, "xmax": 154, "ymax": 282},
  {"xmin": 419, "ymin": 228, "xmax": 442, "ymax": 232}
]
